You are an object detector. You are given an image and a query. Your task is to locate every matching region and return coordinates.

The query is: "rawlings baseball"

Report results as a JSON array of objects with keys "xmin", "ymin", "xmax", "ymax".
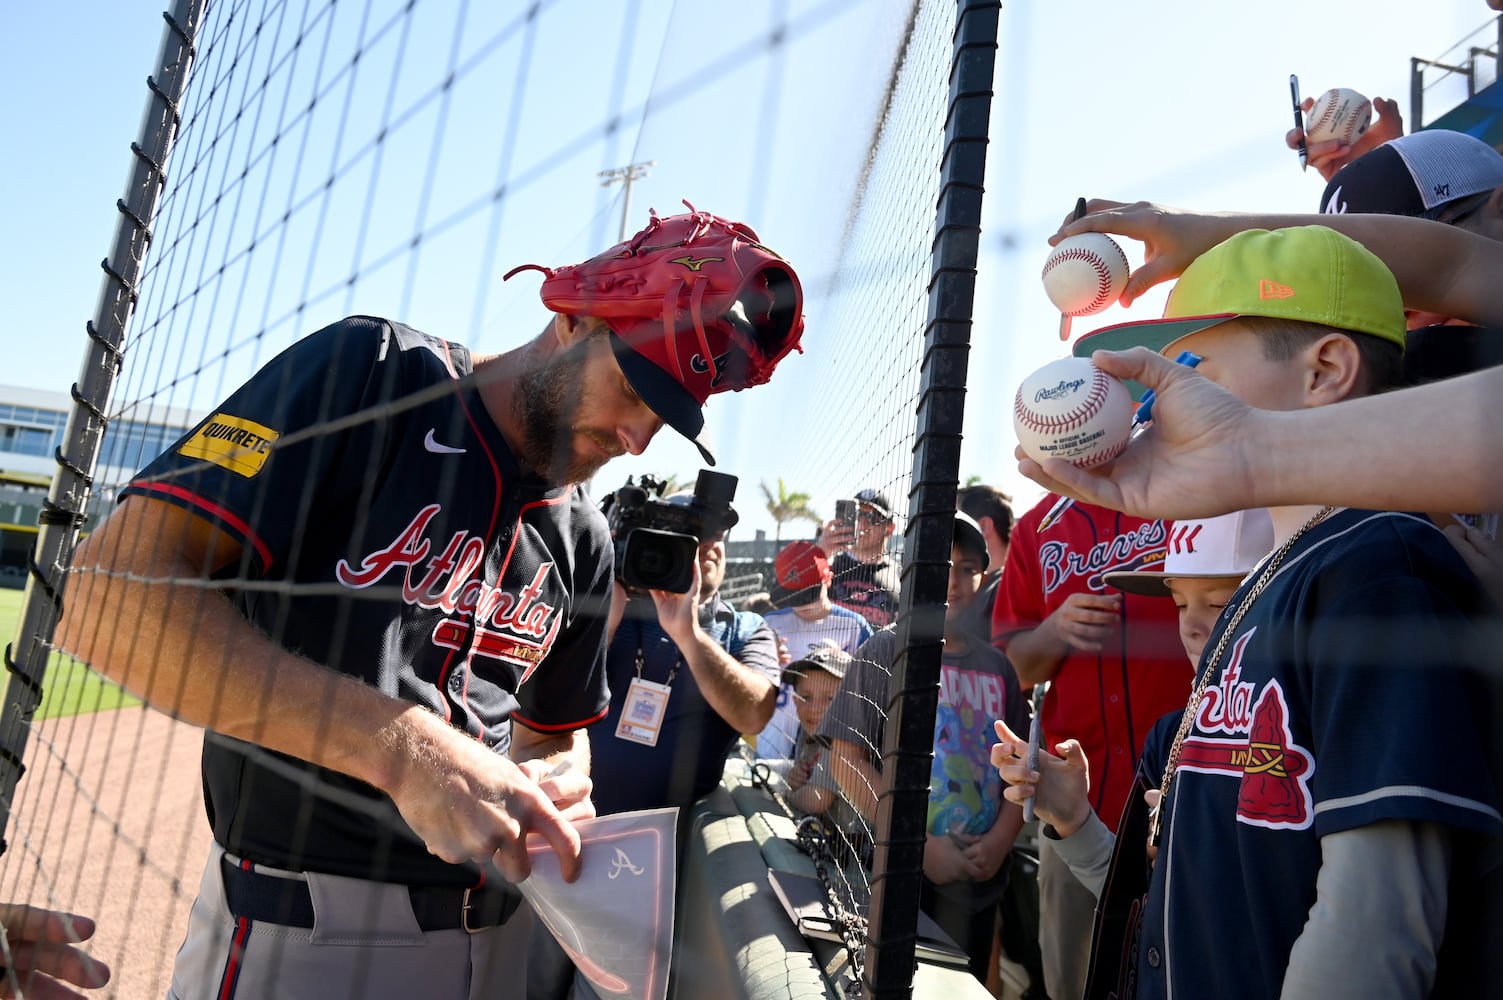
[
  {"xmin": 1013, "ymin": 357, "xmax": 1133, "ymax": 468},
  {"xmin": 1303, "ymin": 87, "xmax": 1372, "ymax": 146},
  {"xmin": 1041, "ymin": 233, "xmax": 1130, "ymax": 317}
]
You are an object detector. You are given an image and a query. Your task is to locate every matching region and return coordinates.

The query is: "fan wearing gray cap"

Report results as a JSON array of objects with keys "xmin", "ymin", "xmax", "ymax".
[
  {"xmin": 1319, "ymin": 129, "xmax": 1503, "ymax": 383},
  {"xmin": 780, "ymin": 647, "xmax": 862, "ymax": 838},
  {"xmin": 818, "ymin": 512, "xmax": 1029, "ymax": 984},
  {"xmin": 815, "ymin": 487, "xmax": 903, "ymax": 628}
]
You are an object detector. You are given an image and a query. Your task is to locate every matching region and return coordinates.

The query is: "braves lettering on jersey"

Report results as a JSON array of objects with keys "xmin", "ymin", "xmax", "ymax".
[
  {"xmin": 122, "ymin": 316, "xmax": 612, "ymax": 886},
  {"xmin": 994, "ymin": 496, "xmax": 1188, "ymax": 824},
  {"xmin": 1137, "ymin": 509, "xmax": 1503, "ymax": 1000}
]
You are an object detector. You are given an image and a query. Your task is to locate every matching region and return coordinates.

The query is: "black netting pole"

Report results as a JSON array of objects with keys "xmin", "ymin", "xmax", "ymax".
[
  {"xmin": 0, "ymin": 0, "xmax": 206, "ymax": 850},
  {"xmin": 863, "ymin": 1, "xmax": 1000, "ymax": 996}
]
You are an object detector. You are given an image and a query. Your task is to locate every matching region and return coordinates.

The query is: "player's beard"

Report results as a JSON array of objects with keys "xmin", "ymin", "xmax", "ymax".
[{"xmin": 514, "ymin": 336, "xmax": 618, "ymax": 486}]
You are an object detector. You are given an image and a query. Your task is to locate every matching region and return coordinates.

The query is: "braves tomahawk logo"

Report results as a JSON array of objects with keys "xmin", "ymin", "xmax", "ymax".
[
  {"xmin": 335, "ymin": 504, "xmax": 564, "ymax": 684},
  {"xmin": 689, "ymin": 350, "xmax": 731, "ymax": 387},
  {"xmin": 1039, "ymin": 519, "xmax": 1167, "ymax": 594},
  {"xmin": 1175, "ymin": 627, "xmax": 1315, "ymax": 830}
]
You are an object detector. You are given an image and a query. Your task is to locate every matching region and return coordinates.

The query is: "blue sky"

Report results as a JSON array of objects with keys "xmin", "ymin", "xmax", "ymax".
[{"xmin": 3, "ymin": 0, "xmax": 1495, "ymax": 540}]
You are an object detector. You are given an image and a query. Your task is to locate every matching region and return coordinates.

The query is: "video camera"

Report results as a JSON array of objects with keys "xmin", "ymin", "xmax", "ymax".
[{"xmin": 600, "ymin": 470, "xmax": 739, "ymax": 594}]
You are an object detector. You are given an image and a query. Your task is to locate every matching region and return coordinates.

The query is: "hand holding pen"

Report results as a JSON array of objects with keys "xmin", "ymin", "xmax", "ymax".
[
  {"xmin": 1036, "ymin": 351, "xmax": 1203, "ymax": 533},
  {"xmin": 1290, "ymin": 75, "xmax": 1308, "ymax": 172}
]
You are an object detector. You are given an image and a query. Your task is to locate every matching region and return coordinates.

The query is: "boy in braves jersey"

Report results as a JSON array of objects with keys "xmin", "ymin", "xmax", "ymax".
[
  {"xmin": 1012, "ymin": 221, "xmax": 1503, "ymax": 999},
  {"xmin": 56, "ymin": 206, "xmax": 803, "ymax": 1000},
  {"xmin": 991, "ymin": 496, "xmax": 1188, "ymax": 1000}
]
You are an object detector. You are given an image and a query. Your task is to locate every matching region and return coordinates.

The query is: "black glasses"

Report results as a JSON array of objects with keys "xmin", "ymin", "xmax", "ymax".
[{"xmin": 1429, "ymin": 190, "xmax": 1491, "ymax": 228}]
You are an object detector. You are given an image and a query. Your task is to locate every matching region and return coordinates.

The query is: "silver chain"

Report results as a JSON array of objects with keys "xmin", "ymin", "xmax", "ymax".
[{"xmin": 1148, "ymin": 505, "xmax": 1337, "ymax": 846}]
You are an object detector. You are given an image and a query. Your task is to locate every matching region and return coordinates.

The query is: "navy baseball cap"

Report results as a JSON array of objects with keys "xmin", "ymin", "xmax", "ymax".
[
  {"xmin": 1318, "ymin": 130, "xmax": 1503, "ymax": 219},
  {"xmin": 855, "ymin": 488, "xmax": 895, "ymax": 521}
]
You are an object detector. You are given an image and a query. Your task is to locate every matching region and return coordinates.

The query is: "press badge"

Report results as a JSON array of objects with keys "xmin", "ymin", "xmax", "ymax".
[{"xmin": 616, "ymin": 678, "xmax": 671, "ymax": 746}]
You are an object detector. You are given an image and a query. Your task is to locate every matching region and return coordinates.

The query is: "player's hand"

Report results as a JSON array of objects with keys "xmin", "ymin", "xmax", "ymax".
[
  {"xmin": 922, "ymin": 833, "xmax": 982, "ymax": 886},
  {"xmin": 385, "ymin": 711, "xmax": 583, "ymax": 883},
  {"xmin": 786, "ymin": 758, "xmax": 813, "ymax": 792},
  {"xmin": 816, "ymin": 519, "xmax": 856, "ymax": 554},
  {"xmin": 992, "ymin": 719, "xmax": 1092, "ymax": 838},
  {"xmin": 1444, "ymin": 523, "xmax": 1503, "ymax": 611},
  {"xmin": 1018, "ymin": 348, "xmax": 1265, "ymax": 521},
  {"xmin": 0, "ymin": 904, "xmax": 110, "ymax": 1000},
  {"xmin": 1045, "ymin": 592, "xmax": 1121, "ymax": 652},
  {"xmin": 515, "ymin": 757, "xmax": 596, "ymax": 826},
  {"xmin": 648, "ymin": 560, "xmax": 703, "ymax": 647},
  {"xmin": 776, "ymin": 635, "xmax": 792, "ymax": 667},
  {"xmin": 1052, "ymin": 201, "xmax": 1237, "ymax": 306},
  {"xmin": 1287, "ymin": 95, "xmax": 1404, "ymax": 181}
]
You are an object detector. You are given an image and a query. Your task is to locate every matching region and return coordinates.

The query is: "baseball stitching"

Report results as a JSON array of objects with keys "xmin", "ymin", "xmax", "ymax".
[
  {"xmin": 1014, "ymin": 368, "xmax": 1111, "ymax": 436},
  {"xmin": 1046, "ymin": 249, "xmax": 1118, "ymax": 312}
]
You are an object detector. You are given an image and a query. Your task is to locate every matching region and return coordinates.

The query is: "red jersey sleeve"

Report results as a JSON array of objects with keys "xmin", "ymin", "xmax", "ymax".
[{"xmin": 992, "ymin": 494, "xmax": 1053, "ymax": 651}]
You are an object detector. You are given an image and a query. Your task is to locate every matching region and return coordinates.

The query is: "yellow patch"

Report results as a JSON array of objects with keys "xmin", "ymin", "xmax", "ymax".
[{"xmin": 178, "ymin": 413, "xmax": 280, "ymax": 477}]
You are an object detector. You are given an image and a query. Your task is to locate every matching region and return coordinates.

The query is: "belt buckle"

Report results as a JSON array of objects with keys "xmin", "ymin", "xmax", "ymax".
[{"xmin": 461, "ymin": 887, "xmax": 482, "ymax": 934}]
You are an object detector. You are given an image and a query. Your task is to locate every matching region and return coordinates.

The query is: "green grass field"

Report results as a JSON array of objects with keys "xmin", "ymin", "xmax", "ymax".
[{"xmin": 0, "ymin": 588, "xmax": 140, "ymax": 719}]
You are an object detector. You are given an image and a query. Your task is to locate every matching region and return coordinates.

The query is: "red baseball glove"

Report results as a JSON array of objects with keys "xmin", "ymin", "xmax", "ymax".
[{"xmin": 505, "ymin": 202, "xmax": 804, "ymax": 406}]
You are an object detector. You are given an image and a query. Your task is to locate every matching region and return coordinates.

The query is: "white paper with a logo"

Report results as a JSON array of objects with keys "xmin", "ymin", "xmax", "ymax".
[{"xmin": 522, "ymin": 807, "xmax": 677, "ymax": 1000}]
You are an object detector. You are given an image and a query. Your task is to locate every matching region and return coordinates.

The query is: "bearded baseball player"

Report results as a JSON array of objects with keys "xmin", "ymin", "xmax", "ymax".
[{"xmin": 56, "ymin": 204, "xmax": 803, "ymax": 999}]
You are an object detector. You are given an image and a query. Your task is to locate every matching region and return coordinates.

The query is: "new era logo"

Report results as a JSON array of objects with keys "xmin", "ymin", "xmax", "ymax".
[{"xmin": 1258, "ymin": 280, "xmax": 1295, "ymax": 300}]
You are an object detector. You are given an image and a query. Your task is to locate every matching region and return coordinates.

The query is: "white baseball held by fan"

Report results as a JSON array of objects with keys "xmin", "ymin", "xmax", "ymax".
[
  {"xmin": 1303, "ymin": 87, "xmax": 1371, "ymax": 146},
  {"xmin": 1014, "ymin": 357, "xmax": 1134, "ymax": 468},
  {"xmin": 1041, "ymin": 233, "xmax": 1130, "ymax": 317}
]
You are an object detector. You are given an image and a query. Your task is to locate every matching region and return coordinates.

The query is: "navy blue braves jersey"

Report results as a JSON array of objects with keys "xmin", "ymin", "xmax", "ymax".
[
  {"xmin": 1136, "ymin": 509, "xmax": 1501, "ymax": 999},
  {"xmin": 122, "ymin": 316, "xmax": 613, "ymax": 886},
  {"xmin": 589, "ymin": 595, "xmax": 779, "ymax": 815}
]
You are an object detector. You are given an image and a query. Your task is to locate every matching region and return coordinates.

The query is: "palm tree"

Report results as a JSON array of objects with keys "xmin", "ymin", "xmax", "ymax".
[{"xmin": 760, "ymin": 479, "xmax": 821, "ymax": 544}]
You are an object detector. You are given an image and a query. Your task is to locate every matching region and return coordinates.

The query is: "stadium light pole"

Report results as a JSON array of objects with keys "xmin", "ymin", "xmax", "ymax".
[{"xmin": 599, "ymin": 161, "xmax": 657, "ymax": 241}]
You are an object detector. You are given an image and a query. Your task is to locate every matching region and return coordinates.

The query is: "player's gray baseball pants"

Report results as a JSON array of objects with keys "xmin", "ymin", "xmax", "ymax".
[{"xmin": 167, "ymin": 842, "xmax": 532, "ymax": 999}]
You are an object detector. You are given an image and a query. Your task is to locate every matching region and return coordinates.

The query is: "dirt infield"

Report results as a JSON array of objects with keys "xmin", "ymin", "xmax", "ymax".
[{"xmin": 0, "ymin": 706, "xmax": 210, "ymax": 998}]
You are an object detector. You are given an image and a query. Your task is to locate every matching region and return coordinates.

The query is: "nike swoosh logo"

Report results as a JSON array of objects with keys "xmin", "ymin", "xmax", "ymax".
[{"xmin": 423, "ymin": 429, "xmax": 467, "ymax": 454}]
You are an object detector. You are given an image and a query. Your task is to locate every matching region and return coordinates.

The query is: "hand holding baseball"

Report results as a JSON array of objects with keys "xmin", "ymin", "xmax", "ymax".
[
  {"xmin": 1014, "ymin": 357, "xmax": 1133, "ymax": 469},
  {"xmin": 1042, "ymin": 233, "xmax": 1130, "ymax": 316},
  {"xmin": 1051, "ymin": 200, "xmax": 1237, "ymax": 306},
  {"xmin": 1285, "ymin": 93, "xmax": 1404, "ymax": 181},
  {"xmin": 1017, "ymin": 347, "xmax": 1265, "ymax": 521}
]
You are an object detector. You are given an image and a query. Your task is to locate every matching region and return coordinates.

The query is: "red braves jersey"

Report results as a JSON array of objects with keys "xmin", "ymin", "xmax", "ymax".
[{"xmin": 993, "ymin": 496, "xmax": 1188, "ymax": 824}]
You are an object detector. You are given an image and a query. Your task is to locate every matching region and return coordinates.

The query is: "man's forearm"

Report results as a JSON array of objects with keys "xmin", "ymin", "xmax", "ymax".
[
  {"xmin": 829, "ymin": 739, "xmax": 883, "ymax": 823},
  {"xmin": 1280, "ymin": 820, "xmax": 1449, "ymax": 1000},
  {"xmin": 677, "ymin": 630, "xmax": 776, "ymax": 733},
  {"xmin": 58, "ymin": 506, "xmax": 431, "ymax": 796},
  {"xmin": 1219, "ymin": 212, "xmax": 1503, "ymax": 327},
  {"xmin": 1002, "ymin": 623, "xmax": 1068, "ymax": 688}
]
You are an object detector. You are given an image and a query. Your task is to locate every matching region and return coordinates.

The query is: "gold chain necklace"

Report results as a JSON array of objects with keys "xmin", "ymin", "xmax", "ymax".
[{"xmin": 1147, "ymin": 504, "xmax": 1338, "ymax": 847}]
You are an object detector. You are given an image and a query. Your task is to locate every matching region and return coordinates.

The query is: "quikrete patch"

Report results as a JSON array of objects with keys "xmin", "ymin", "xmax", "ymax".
[{"xmin": 178, "ymin": 413, "xmax": 280, "ymax": 477}]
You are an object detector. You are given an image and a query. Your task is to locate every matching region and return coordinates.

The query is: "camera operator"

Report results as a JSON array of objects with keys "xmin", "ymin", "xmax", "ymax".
[
  {"xmin": 528, "ymin": 482, "xmax": 779, "ymax": 999},
  {"xmin": 589, "ymin": 488, "xmax": 780, "ymax": 817}
]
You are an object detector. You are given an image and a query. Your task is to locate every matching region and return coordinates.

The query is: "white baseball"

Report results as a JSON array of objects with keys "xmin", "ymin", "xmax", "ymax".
[
  {"xmin": 1013, "ymin": 357, "xmax": 1133, "ymax": 468},
  {"xmin": 1041, "ymin": 233, "xmax": 1130, "ymax": 317},
  {"xmin": 1303, "ymin": 87, "xmax": 1372, "ymax": 146}
]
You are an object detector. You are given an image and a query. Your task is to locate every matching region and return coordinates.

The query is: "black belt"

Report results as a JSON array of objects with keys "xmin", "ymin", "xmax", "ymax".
[{"xmin": 219, "ymin": 855, "xmax": 522, "ymax": 934}]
